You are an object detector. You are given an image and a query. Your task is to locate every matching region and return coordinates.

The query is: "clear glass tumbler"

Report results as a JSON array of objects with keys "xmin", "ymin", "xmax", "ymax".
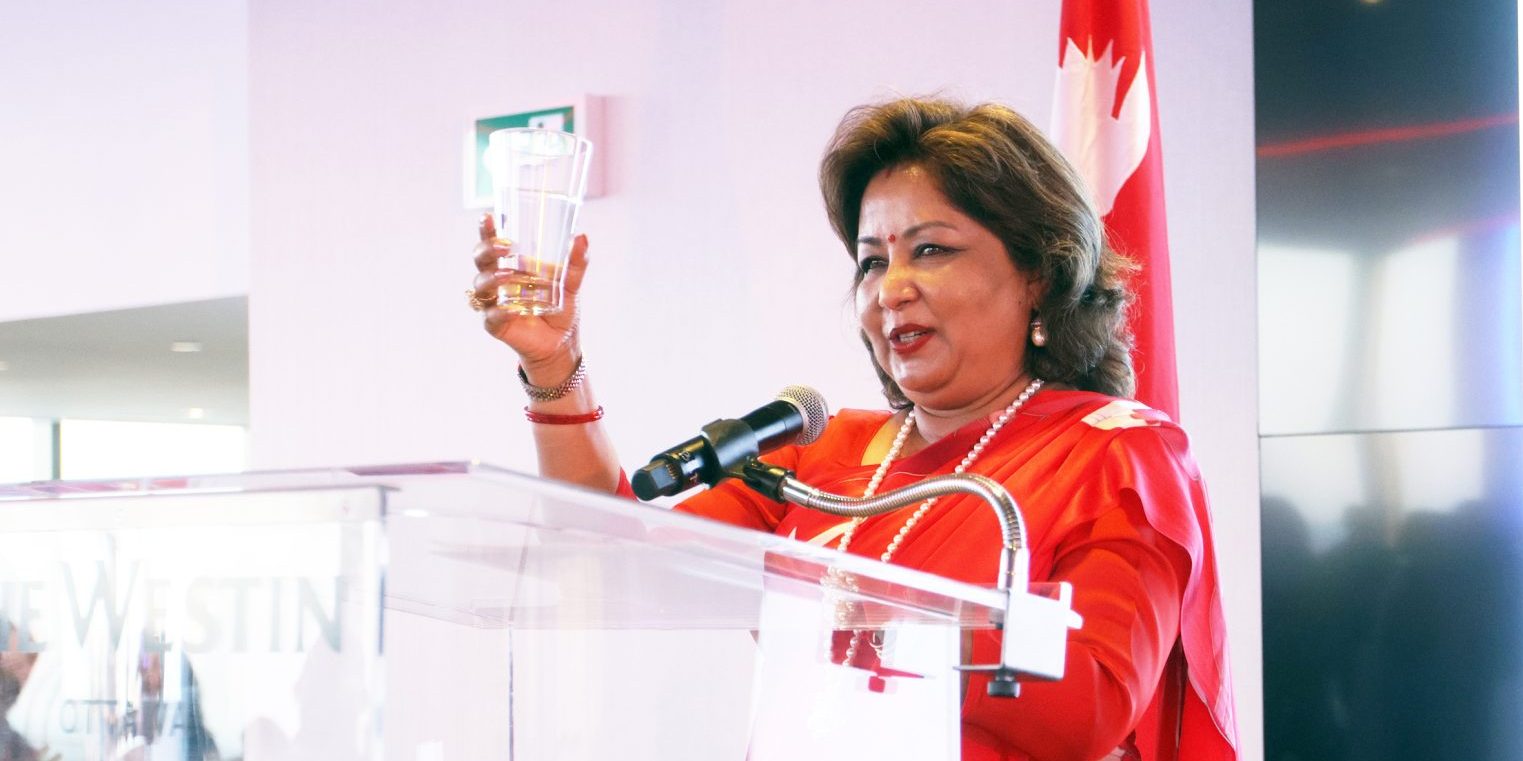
[{"xmin": 485, "ymin": 128, "xmax": 594, "ymax": 315}]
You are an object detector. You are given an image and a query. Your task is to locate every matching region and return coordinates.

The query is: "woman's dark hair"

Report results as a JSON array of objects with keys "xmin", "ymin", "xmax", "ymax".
[{"xmin": 819, "ymin": 97, "xmax": 1136, "ymax": 407}]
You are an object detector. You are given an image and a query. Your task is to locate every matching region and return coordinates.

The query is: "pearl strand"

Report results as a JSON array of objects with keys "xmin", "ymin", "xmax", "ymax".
[
  {"xmin": 836, "ymin": 377, "xmax": 1044, "ymax": 668},
  {"xmin": 838, "ymin": 377, "xmax": 1044, "ymax": 559}
]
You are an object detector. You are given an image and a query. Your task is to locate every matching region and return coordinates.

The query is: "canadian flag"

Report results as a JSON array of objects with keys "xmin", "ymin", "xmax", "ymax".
[
  {"xmin": 1053, "ymin": 8, "xmax": 1239, "ymax": 761},
  {"xmin": 1052, "ymin": 0, "xmax": 1179, "ymax": 422}
]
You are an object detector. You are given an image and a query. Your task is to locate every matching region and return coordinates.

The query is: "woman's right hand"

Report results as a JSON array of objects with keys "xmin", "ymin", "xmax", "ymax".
[{"xmin": 471, "ymin": 213, "xmax": 590, "ymax": 381}]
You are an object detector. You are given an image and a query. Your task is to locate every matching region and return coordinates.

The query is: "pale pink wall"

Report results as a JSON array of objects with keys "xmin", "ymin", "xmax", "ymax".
[
  {"xmin": 0, "ymin": 2, "xmax": 249, "ymax": 322},
  {"xmin": 248, "ymin": 0, "xmax": 1260, "ymax": 756},
  {"xmin": 1151, "ymin": 2, "xmax": 1263, "ymax": 757}
]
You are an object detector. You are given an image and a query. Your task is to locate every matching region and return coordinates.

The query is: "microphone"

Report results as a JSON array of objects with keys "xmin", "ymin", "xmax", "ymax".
[{"xmin": 630, "ymin": 385, "xmax": 829, "ymax": 501}]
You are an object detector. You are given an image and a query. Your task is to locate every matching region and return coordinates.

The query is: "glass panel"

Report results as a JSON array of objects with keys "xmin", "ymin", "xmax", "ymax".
[
  {"xmin": 0, "ymin": 488, "xmax": 385, "ymax": 761},
  {"xmin": 0, "ymin": 463, "xmax": 1017, "ymax": 760},
  {"xmin": 1257, "ymin": 1, "xmax": 1523, "ymax": 757},
  {"xmin": 1256, "ymin": 0, "xmax": 1523, "ymax": 436},
  {"xmin": 1258, "ymin": 221, "xmax": 1522, "ymax": 436},
  {"xmin": 1261, "ymin": 428, "xmax": 1523, "ymax": 760}
]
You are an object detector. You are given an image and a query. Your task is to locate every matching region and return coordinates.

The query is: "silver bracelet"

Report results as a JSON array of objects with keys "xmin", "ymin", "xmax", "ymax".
[{"xmin": 518, "ymin": 355, "xmax": 586, "ymax": 401}]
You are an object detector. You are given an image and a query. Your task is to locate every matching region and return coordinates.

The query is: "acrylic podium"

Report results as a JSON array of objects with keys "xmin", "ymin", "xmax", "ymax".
[{"xmin": 0, "ymin": 462, "xmax": 1045, "ymax": 761}]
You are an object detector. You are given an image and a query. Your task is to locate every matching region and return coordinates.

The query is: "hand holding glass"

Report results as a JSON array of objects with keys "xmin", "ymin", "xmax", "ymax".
[{"xmin": 485, "ymin": 128, "xmax": 594, "ymax": 315}]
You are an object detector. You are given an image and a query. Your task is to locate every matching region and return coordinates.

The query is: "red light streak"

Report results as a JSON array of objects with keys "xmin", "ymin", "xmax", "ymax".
[{"xmin": 1258, "ymin": 114, "xmax": 1519, "ymax": 158}]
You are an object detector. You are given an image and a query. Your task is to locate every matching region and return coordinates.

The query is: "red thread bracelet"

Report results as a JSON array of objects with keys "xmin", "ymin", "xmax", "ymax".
[{"xmin": 524, "ymin": 406, "xmax": 605, "ymax": 425}]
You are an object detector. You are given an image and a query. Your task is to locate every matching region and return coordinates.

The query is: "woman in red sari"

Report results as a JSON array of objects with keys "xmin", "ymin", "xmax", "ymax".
[{"xmin": 470, "ymin": 98, "xmax": 1238, "ymax": 761}]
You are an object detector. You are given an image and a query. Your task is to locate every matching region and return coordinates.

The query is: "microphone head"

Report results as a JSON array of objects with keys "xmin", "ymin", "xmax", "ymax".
[{"xmin": 776, "ymin": 385, "xmax": 829, "ymax": 445}]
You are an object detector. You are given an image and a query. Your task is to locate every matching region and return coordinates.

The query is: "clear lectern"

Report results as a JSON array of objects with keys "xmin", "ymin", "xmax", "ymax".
[{"xmin": 0, "ymin": 462, "xmax": 1047, "ymax": 760}]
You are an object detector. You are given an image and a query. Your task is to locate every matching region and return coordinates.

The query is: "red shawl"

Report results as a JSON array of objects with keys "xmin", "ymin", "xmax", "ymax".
[{"xmin": 642, "ymin": 390, "xmax": 1236, "ymax": 761}]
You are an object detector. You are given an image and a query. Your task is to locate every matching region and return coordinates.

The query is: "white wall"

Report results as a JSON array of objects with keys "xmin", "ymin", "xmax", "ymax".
[
  {"xmin": 1152, "ymin": 2, "xmax": 1263, "ymax": 756},
  {"xmin": 0, "ymin": 2, "xmax": 249, "ymax": 322},
  {"xmin": 245, "ymin": 0, "xmax": 1260, "ymax": 757}
]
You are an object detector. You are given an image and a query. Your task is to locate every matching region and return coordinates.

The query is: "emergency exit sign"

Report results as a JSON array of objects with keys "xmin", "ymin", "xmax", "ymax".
[{"xmin": 465, "ymin": 97, "xmax": 604, "ymax": 208}]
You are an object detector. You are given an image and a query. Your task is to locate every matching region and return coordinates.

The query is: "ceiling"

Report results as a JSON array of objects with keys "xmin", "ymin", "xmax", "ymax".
[{"xmin": 0, "ymin": 298, "xmax": 248, "ymax": 426}]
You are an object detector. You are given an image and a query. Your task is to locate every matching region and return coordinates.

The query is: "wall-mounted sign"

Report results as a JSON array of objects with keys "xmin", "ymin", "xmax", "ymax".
[{"xmin": 464, "ymin": 96, "xmax": 605, "ymax": 209}]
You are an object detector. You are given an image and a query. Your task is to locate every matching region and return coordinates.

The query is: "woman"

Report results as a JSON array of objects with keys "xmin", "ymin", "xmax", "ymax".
[{"xmin": 470, "ymin": 98, "xmax": 1238, "ymax": 761}]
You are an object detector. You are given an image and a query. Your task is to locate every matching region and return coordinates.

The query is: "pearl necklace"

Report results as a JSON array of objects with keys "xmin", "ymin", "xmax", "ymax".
[
  {"xmin": 834, "ymin": 377, "xmax": 1043, "ymax": 668},
  {"xmin": 837, "ymin": 377, "xmax": 1045, "ymax": 561}
]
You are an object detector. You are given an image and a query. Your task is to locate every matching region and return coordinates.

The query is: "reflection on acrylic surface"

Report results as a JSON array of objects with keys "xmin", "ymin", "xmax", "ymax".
[
  {"xmin": 1258, "ymin": 225, "xmax": 1523, "ymax": 437},
  {"xmin": 0, "ymin": 491, "xmax": 383, "ymax": 761},
  {"xmin": 1261, "ymin": 429, "xmax": 1523, "ymax": 761}
]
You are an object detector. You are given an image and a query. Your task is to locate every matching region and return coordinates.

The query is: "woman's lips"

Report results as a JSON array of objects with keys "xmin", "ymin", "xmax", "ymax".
[{"xmin": 888, "ymin": 326, "xmax": 934, "ymax": 355}]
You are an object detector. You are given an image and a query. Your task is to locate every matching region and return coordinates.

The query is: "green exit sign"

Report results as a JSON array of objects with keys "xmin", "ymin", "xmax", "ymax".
[{"xmin": 464, "ymin": 97, "xmax": 603, "ymax": 208}]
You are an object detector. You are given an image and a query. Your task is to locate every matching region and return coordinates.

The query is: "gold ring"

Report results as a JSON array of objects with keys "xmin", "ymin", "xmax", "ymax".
[{"xmin": 466, "ymin": 289, "xmax": 492, "ymax": 312}]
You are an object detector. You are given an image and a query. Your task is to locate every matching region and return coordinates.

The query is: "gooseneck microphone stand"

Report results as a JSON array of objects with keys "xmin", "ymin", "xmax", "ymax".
[{"xmin": 734, "ymin": 458, "xmax": 1082, "ymax": 698}]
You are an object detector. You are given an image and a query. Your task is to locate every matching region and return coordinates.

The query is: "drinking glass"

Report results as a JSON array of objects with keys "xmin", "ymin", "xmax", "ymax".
[{"xmin": 485, "ymin": 128, "xmax": 594, "ymax": 315}]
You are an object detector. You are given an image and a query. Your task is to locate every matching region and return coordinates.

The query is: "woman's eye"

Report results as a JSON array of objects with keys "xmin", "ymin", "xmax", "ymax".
[
  {"xmin": 858, "ymin": 256, "xmax": 887, "ymax": 274},
  {"xmin": 915, "ymin": 243, "xmax": 952, "ymax": 257}
]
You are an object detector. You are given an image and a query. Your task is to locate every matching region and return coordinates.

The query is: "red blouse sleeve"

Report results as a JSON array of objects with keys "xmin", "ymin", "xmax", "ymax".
[
  {"xmin": 961, "ymin": 486, "xmax": 1192, "ymax": 760},
  {"xmin": 669, "ymin": 476, "xmax": 788, "ymax": 532}
]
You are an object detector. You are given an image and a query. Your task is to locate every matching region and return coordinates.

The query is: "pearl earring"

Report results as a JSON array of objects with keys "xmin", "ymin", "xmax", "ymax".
[{"xmin": 1030, "ymin": 318, "xmax": 1047, "ymax": 347}]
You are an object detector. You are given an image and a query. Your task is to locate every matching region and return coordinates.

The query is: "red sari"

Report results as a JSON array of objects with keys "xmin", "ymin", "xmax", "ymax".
[{"xmin": 632, "ymin": 390, "xmax": 1237, "ymax": 761}]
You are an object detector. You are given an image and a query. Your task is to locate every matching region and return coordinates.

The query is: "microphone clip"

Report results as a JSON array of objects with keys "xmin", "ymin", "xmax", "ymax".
[
  {"xmin": 729, "ymin": 458, "xmax": 793, "ymax": 500},
  {"xmin": 698, "ymin": 418, "xmax": 763, "ymax": 483}
]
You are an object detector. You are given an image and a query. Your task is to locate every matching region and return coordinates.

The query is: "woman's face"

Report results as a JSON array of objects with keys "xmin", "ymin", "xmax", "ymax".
[{"xmin": 855, "ymin": 165, "xmax": 1042, "ymax": 412}]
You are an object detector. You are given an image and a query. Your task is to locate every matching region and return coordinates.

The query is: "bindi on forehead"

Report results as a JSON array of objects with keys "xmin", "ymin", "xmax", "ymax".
[{"xmin": 887, "ymin": 234, "xmax": 897, "ymax": 243}]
